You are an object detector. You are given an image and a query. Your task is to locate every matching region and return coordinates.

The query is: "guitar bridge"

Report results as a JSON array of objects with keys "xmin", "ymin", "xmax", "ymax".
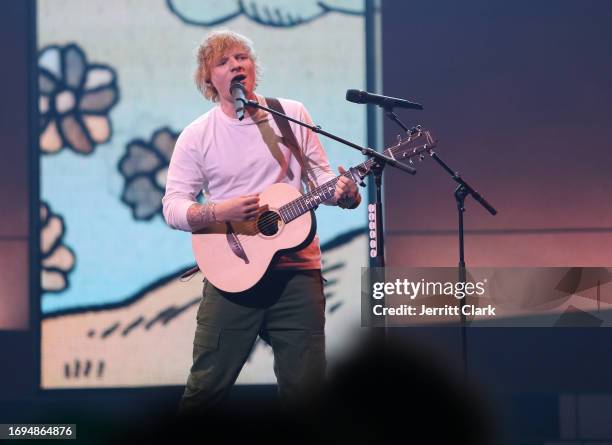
[{"xmin": 226, "ymin": 223, "xmax": 249, "ymax": 264}]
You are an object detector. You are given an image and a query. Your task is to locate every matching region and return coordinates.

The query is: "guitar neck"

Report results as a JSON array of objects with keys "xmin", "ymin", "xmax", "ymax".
[
  {"xmin": 278, "ymin": 128, "xmax": 434, "ymax": 223},
  {"xmin": 278, "ymin": 156, "xmax": 378, "ymax": 224},
  {"xmin": 278, "ymin": 173, "xmax": 345, "ymax": 223}
]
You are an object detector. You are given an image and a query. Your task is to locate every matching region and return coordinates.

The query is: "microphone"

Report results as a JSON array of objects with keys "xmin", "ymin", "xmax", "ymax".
[
  {"xmin": 230, "ymin": 77, "xmax": 247, "ymax": 120},
  {"xmin": 346, "ymin": 89, "xmax": 423, "ymax": 110}
]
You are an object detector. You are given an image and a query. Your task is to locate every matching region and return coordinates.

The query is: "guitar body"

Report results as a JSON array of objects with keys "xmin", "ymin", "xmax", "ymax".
[{"xmin": 192, "ymin": 182, "xmax": 315, "ymax": 293}]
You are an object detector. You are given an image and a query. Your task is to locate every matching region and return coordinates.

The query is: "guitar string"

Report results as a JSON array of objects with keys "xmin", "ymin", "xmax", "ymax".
[
  {"xmin": 227, "ymin": 133, "xmax": 426, "ymax": 234},
  {"xmin": 231, "ymin": 185, "xmax": 336, "ymax": 245},
  {"xmin": 230, "ymin": 156, "xmax": 387, "ymax": 246},
  {"xmin": 227, "ymin": 138, "xmax": 428, "ymax": 241},
  {"xmin": 217, "ymin": 135, "xmax": 429, "ymax": 247},
  {"xmin": 228, "ymin": 142, "xmax": 421, "ymax": 243},
  {"xmin": 228, "ymin": 175, "xmax": 344, "ymax": 248},
  {"xmin": 242, "ymin": 173, "xmax": 345, "ymax": 233}
]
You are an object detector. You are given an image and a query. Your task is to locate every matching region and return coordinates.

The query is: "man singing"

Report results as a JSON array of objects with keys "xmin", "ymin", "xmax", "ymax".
[{"xmin": 162, "ymin": 29, "xmax": 361, "ymax": 412}]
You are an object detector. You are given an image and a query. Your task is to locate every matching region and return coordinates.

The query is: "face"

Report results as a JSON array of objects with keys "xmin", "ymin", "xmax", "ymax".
[{"xmin": 209, "ymin": 44, "xmax": 256, "ymax": 104}]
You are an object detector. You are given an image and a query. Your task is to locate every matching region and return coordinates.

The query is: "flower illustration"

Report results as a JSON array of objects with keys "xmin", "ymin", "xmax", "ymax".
[
  {"xmin": 41, "ymin": 202, "xmax": 76, "ymax": 293},
  {"xmin": 118, "ymin": 127, "xmax": 178, "ymax": 220},
  {"xmin": 38, "ymin": 43, "xmax": 119, "ymax": 154}
]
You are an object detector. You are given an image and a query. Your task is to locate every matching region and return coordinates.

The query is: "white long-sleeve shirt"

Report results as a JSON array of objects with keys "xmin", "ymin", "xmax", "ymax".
[{"xmin": 162, "ymin": 97, "xmax": 336, "ymax": 269}]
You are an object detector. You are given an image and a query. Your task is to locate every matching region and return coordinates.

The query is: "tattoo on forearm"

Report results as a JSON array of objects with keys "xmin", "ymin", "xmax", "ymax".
[{"xmin": 187, "ymin": 203, "xmax": 217, "ymax": 230}]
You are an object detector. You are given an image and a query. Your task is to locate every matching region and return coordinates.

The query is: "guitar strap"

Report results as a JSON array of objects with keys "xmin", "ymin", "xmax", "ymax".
[{"xmin": 264, "ymin": 97, "xmax": 317, "ymax": 192}]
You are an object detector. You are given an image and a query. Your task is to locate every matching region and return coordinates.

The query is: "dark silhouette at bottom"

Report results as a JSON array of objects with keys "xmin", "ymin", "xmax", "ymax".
[{"xmin": 123, "ymin": 333, "xmax": 495, "ymax": 444}]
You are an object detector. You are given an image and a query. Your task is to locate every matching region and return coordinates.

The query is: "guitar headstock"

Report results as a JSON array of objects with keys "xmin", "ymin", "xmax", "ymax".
[
  {"xmin": 347, "ymin": 126, "xmax": 437, "ymax": 184},
  {"xmin": 388, "ymin": 126, "xmax": 437, "ymax": 165}
]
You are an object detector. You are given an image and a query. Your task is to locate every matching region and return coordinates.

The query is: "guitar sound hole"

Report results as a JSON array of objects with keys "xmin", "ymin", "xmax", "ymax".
[{"xmin": 257, "ymin": 211, "xmax": 281, "ymax": 236}]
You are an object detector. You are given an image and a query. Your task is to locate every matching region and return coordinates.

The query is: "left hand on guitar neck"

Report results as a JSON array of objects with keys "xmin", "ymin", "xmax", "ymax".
[{"xmin": 334, "ymin": 166, "xmax": 361, "ymax": 209}]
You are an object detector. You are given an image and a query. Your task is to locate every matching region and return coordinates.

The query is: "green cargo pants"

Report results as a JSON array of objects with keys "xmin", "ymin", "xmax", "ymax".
[{"xmin": 178, "ymin": 269, "xmax": 326, "ymax": 413}]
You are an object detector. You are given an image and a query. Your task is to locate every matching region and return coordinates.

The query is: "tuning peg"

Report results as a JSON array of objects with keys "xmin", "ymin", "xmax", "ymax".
[{"xmin": 396, "ymin": 134, "xmax": 402, "ymax": 145}]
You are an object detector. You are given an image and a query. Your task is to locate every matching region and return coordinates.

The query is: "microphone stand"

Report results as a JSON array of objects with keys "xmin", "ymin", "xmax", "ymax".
[
  {"xmin": 431, "ymin": 151, "xmax": 497, "ymax": 380},
  {"xmin": 384, "ymin": 108, "xmax": 497, "ymax": 381}
]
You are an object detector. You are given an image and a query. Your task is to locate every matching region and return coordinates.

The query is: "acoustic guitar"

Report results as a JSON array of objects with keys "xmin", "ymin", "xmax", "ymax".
[{"xmin": 192, "ymin": 127, "xmax": 436, "ymax": 292}]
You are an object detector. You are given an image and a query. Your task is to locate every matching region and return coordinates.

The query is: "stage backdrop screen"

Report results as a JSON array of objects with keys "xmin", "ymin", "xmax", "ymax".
[{"xmin": 38, "ymin": 0, "xmax": 369, "ymax": 388}]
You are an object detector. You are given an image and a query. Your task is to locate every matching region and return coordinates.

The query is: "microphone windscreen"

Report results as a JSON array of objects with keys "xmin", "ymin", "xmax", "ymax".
[
  {"xmin": 230, "ymin": 81, "xmax": 246, "ymax": 95},
  {"xmin": 346, "ymin": 89, "xmax": 365, "ymax": 103}
]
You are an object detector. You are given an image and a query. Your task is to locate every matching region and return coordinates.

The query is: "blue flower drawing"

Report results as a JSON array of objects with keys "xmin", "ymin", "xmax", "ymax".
[
  {"xmin": 167, "ymin": 0, "xmax": 364, "ymax": 28},
  {"xmin": 38, "ymin": 43, "xmax": 119, "ymax": 154},
  {"xmin": 118, "ymin": 127, "xmax": 179, "ymax": 220}
]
